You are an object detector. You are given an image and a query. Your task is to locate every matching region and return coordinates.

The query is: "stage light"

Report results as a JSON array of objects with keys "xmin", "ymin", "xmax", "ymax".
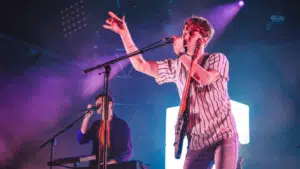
[
  {"xmin": 238, "ymin": 0, "xmax": 244, "ymax": 7},
  {"xmin": 165, "ymin": 100, "xmax": 249, "ymax": 169}
]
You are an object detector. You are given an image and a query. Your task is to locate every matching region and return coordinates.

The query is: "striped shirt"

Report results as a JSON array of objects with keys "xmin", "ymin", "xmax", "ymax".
[{"xmin": 155, "ymin": 53, "xmax": 237, "ymax": 150}]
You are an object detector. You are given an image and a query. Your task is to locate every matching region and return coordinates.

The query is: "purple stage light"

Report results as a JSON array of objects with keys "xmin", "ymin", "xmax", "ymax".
[{"xmin": 238, "ymin": 0, "xmax": 244, "ymax": 7}]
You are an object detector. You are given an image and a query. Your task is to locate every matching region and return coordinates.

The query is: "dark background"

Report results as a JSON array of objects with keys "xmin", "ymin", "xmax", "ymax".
[{"xmin": 0, "ymin": 0, "xmax": 300, "ymax": 169}]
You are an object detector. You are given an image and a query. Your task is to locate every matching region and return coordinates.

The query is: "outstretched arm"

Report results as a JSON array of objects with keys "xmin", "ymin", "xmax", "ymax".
[{"xmin": 103, "ymin": 11, "xmax": 159, "ymax": 78}]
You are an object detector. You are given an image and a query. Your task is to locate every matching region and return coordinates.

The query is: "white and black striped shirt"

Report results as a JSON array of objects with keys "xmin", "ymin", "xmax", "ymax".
[{"xmin": 155, "ymin": 53, "xmax": 237, "ymax": 150}]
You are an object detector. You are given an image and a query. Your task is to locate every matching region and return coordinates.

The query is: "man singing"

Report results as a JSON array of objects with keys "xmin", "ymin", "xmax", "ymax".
[
  {"xmin": 78, "ymin": 93, "xmax": 132, "ymax": 167},
  {"xmin": 103, "ymin": 11, "xmax": 238, "ymax": 169}
]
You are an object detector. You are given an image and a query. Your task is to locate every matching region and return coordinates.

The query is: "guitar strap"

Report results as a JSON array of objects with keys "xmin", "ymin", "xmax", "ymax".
[{"xmin": 200, "ymin": 53, "xmax": 210, "ymax": 67}]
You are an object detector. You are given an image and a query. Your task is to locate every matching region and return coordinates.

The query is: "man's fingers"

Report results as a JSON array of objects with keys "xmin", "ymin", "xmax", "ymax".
[
  {"xmin": 87, "ymin": 104, "xmax": 93, "ymax": 108},
  {"xmin": 173, "ymin": 36, "xmax": 181, "ymax": 40},
  {"xmin": 103, "ymin": 24, "xmax": 112, "ymax": 30},
  {"xmin": 106, "ymin": 19, "xmax": 112, "ymax": 25},
  {"xmin": 174, "ymin": 36, "xmax": 183, "ymax": 44},
  {"xmin": 108, "ymin": 11, "xmax": 121, "ymax": 22}
]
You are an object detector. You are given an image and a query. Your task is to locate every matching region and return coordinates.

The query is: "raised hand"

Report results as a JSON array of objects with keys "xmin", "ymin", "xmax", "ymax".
[
  {"xmin": 103, "ymin": 11, "xmax": 129, "ymax": 36},
  {"xmin": 85, "ymin": 104, "xmax": 94, "ymax": 118},
  {"xmin": 173, "ymin": 36, "xmax": 184, "ymax": 55}
]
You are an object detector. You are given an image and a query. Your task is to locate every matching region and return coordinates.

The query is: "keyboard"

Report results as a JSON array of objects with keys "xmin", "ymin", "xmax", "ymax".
[
  {"xmin": 48, "ymin": 155, "xmax": 147, "ymax": 169},
  {"xmin": 75, "ymin": 160, "xmax": 146, "ymax": 169}
]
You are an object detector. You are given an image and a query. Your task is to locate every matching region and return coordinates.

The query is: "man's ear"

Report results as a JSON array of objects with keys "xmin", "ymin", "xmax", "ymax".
[
  {"xmin": 202, "ymin": 37, "xmax": 209, "ymax": 45},
  {"xmin": 201, "ymin": 37, "xmax": 209, "ymax": 47}
]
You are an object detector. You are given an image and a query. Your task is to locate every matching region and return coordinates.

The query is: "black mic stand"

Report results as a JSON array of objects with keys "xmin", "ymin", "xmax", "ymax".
[
  {"xmin": 83, "ymin": 38, "xmax": 174, "ymax": 169},
  {"xmin": 40, "ymin": 107, "xmax": 96, "ymax": 169}
]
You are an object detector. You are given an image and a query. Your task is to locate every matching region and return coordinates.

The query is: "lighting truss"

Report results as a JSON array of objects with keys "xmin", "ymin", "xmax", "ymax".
[{"xmin": 60, "ymin": 0, "xmax": 88, "ymax": 38}]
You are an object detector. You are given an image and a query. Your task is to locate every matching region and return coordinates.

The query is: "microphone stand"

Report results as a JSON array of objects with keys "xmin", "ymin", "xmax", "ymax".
[
  {"xmin": 40, "ymin": 107, "xmax": 96, "ymax": 169},
  {"xmin": 83, "ymin": 38, "xmax": 174, "ymax": 169}
]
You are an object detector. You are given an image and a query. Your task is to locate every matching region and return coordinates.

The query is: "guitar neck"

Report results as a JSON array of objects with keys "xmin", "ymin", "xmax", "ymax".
[
  {"xmin": 178, "ymin": 39, "xmax": 201, "ymax": 116},
  {"xmin": 178, "ymin": 64, "xmax": 194, "ymax": 115}
]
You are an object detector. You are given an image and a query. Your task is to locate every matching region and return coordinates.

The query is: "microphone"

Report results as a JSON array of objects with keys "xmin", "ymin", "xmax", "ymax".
[
  {"xmin": 89, "ymin": 105, "xmax": 100, "ymax": 111},
  {"xmin": 162, "ymin": 36, "xmax": 188, "ymax": 58},
  {"xmin": 162, "ymin": 36, "xmax": 176, "ymax": 43},
  {"xmin": 81, "ymin": 105, "xmax": 100, "ymax": 112}
]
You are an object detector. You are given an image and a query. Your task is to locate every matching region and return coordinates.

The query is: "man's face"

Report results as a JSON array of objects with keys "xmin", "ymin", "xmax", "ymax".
[
  {"xmin": 95, "ymin": 96, "xmax": 113, "ymax": 116},
  {"xmin": 182, "ymin": 24, "xmax": 207, "ymax": 48},
  {"xmin": 182, "ymin": 24, "xmax": 201, "ymax": 42}
]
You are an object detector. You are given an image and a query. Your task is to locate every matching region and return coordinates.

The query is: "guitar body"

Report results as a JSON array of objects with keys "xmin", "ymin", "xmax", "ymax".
[
  {"xmin": 174, "ymin": 39, "xmax": 201, "ymax": 159},
  {"xmin": 174, "ymin": 108, "xmax": 189, "ymax": 159}
]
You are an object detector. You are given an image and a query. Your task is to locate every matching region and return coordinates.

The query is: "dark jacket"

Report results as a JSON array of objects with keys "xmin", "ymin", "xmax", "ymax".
[{"xmin": 78, "ymin": 115, "xmax": 132, "ymax": 166}]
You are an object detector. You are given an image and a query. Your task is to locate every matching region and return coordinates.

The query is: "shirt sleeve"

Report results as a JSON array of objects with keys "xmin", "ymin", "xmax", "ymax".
[
  {"xmin": 112, "ymin": 121, "xmax": 132, "ymax": 162},
  {"xmin": 208, "ymin": 53, "xmax": 229, "ymax": 81},
  {"xmin": 155, "ymin": 58, "xmax": 178, "ymax": 85},
  {"xmin": 77, "ymin": 121, "xmax": 98, "ymax": 145}
]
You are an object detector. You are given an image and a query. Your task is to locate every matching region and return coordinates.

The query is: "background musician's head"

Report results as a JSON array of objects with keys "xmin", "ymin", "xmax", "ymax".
[{"xmin": 94, "ymin": 93, "xmax": 114, "ymax": 119}]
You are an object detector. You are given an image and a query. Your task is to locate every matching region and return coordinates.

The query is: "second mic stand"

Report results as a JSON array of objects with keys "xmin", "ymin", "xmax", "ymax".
[{"xmin": 83, "ymin": 38, "xmax": 174, "ymax": 169}]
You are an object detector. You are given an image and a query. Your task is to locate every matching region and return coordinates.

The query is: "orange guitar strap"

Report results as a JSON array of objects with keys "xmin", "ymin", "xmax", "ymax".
[{"xmin": 98, "ymin": 120, "xmax": 111, "ymax": 149}]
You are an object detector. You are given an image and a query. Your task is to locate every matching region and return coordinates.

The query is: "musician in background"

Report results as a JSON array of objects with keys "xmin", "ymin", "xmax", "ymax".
[
  {"xmin": 103, "ymin": 11, "xmax": 238, "ymax": 169},
  {"xmin": 78, "ymin": 93, "xmax": 132, "ymax": 167}
]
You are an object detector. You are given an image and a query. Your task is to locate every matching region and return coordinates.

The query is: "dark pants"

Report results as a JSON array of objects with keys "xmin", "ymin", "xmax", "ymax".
[{"xmin": 183, "ymin": 134, "xmax": 239, "ymax": 169}]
